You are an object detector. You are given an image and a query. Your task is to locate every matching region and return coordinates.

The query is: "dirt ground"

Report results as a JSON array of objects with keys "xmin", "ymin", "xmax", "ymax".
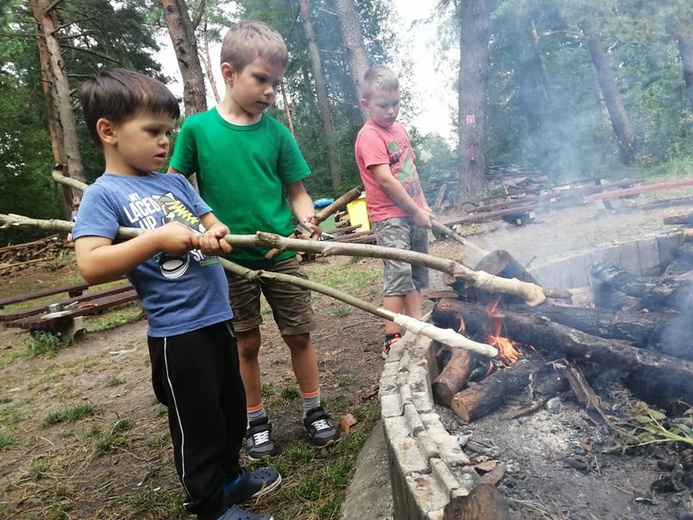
[{"xmin": 1, "ymin": 191, "xmax": 693, "ymax": 519}]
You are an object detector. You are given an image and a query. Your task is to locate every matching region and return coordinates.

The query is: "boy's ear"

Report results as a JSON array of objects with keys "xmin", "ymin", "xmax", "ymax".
[
  {"xmin": 96, "ymin": 118, "xmax": 118, "ymax": 145},
  {"xmin": 221, "ymin": 62, "xmax": 236, "ymax": 84},
  {"xmin": 359, "ymin": 98, "xmax": 369, "ymax": 112}
]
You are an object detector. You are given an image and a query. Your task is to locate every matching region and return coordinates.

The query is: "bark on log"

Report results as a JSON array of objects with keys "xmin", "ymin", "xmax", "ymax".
[
  {"xmin": 443, "ymin": 483, "xmax": 510, "ymax": 520},
  {"xmin": 508, "ymin": 304, "xmax": 693, "ymax": 361},
  {"xmin": 432, "ymin": 348, "xmax": 474, "ymax": 406},
  {"xmin": 451, "ymin": 355, "xmax": 540, "ymax": 423},
  {"xmin": 433, "ymin": 298, "xmax": 693, "ymax": 405},
  {"xmin": 590, "ymin": 261, "xmax": 693, "ymax": 312}
]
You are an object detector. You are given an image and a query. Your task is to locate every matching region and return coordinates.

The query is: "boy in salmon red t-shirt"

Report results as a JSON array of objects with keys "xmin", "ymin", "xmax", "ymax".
[{"xmin": 354, "ymin": 65, "xmax": 434, "ymax": 360}]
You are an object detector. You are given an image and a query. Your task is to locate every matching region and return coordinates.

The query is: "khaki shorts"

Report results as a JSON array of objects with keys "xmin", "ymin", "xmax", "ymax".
[
  {"xmin": 373, "ymin": 217, "xmax": 429, "ymax": 296},
  {"xmin": 226, "ymin": 256, "xmax": 315, "ymax": 336}
]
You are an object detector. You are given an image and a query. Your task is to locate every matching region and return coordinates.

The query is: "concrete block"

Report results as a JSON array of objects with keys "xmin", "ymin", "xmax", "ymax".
[
  {"xmin": 392, "ymin": 438, "xmax": 429, "ymax": 475},
  {"xmin": 415, "ymin": 431, "xmax": 440, "ymax": 460},
  {"xmin": 381, "ymin": 393, "xmax": 403, "ymax": 418},
  {"xmin": 383, "ymin": 415, "xmax": 409, "ymax": 441},
  {"xmin": 404, "ymin": 473, "xmax": 449, "ymax": 515},
  {"xmin": 404, "ymin": 403, "xmax": 425, "ymax": 436},
  {"xmin": 430, "ymin": 458, "xmax": 461, "ymax": 496},
  {"xmin": 412, "ymin": 390, "xmax": 433, "ymax": 414},
  {"xmin": 637, "ymin": 237, "xmax": 662, "ymax": 276}
]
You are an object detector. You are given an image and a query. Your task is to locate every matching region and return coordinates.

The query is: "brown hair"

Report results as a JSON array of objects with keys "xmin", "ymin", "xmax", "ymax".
[
  {"xmin": 220, "ymin": 20, "xmax": 289, "ymax": 71},
  {"xmin": 79, "ymin": 68, "xmax": 180, "ymax": 149},
  {"xmin": 361, "ymin": 65, "xmax": 400, "ymax": 100}
]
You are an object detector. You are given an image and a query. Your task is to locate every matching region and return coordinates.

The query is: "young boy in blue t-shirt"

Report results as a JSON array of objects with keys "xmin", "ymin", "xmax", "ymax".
[{"xmin": 72, "ymin": 68, "xmax": 280, "ymax": 520}]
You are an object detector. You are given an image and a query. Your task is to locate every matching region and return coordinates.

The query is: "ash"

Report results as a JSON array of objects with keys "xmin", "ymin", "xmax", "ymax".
[{"xmin": 437, "ymin": 390, "xmax": 693, "ymax": 520}]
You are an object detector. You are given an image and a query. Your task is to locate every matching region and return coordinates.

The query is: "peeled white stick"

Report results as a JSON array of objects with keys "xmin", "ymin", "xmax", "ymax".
[
  {"xmin": 221, "ymin": 259, "xmax": 498, "ymax": 357},
  {"xmin": 391, "ymin": 314, "xmax": 499, "ymax": 357}
]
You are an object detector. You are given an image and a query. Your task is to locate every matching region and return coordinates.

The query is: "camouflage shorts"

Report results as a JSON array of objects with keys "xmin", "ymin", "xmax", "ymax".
[{"xmin": 373, "ymin": 217, "xmax": 429, "ymax": 296}]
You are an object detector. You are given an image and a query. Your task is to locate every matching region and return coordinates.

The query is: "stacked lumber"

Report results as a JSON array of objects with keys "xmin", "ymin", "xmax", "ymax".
[{"xmin": 0, "ymin": 235, "xmax": 72, "ymax": 275}]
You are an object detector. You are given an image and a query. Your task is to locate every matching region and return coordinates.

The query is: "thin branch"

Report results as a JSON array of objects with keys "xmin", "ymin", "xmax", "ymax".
[{"xmin": 0, "ymin": 212, "xmax": 497, "ymax": 356}]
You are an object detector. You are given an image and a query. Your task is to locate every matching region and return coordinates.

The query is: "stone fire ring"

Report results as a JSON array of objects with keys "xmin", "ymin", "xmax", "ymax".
[{"xmin": 378, "ymin": 230, "xmax": 683, "ymax": 519}]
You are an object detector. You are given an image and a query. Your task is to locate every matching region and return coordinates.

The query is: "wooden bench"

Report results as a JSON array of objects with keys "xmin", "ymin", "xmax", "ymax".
[{"xmin": 2, "ymin": 282, "xmax": 138, "ymax": 335}]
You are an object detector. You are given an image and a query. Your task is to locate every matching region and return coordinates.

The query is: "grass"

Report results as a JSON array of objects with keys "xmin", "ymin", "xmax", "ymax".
[{"xmin": 0, "ymin": 252, "xmax": 385, "ymax": 519}]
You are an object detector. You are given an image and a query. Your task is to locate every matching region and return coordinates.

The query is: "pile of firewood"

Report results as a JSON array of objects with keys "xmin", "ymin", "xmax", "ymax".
[
  {"xmin": 0, "ymin": 235, "xmax": 71, "ymax": 275},
  {"xmin": 428, "ymin": 244, "xmax": 693, "ymax": 426}
]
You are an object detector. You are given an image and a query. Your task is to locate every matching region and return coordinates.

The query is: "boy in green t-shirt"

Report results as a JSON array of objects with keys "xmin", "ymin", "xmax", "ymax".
[{"xmin": 169, "ymin": 20, "xmax": 340, "ymax": 459}]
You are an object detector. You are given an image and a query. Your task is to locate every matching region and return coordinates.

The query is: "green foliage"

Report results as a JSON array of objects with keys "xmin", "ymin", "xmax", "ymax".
[
  {"xmin": 612, "ymin": 401, "xmax": 693, "ymax": 449},
  {"xmin": 27, "ymin": 331, "xmax": 71, "ymax": 358}
]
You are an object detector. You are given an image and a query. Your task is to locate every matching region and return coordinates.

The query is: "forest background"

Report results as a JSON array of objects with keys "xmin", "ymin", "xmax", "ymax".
[{"xmin": 1, "ymin": 0, "xmax": 693, "ymax": 242}]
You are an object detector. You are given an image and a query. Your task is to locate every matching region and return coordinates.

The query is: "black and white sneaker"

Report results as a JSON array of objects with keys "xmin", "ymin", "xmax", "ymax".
[
  {"xmin": 245, "ymin": 417, "xmax": 279, "ymax": 460},
  {"xmin": 303, "ymin": 406, "xmax": 341, "ymax": 448}
]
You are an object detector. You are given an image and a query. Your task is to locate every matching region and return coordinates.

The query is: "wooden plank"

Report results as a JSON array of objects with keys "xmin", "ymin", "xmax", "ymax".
[
  {"xmin": 584, "ymin": 178, "xmax": 693, "ymax": 202},
  {"xmin": 0, "ymin": 281, "xmax": 92, "ymax": 308}
]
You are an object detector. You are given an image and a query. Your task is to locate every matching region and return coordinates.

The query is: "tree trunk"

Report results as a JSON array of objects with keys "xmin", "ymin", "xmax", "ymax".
[
  {"xmin": 201, "ymin": 22, "xmax": 220, "ymax": 105},
  {"xmin": 334, "ymin": 0, "xmax": 369, "ymax": 121},
  {"xmin": 457, "ymin": 0, "xmax": 489, "ymax": 203},
  {"xmin": 298, "ymin": 0, "xmax": 342, "ymax": 191},
  {"xmin": 582, "ymin": 20, "xmax": 640, "ymax": 165},
  {"xmin": 162, "ymin": 0, "xmax": 207, "ymax": 116},
  {"xmin": 30, "ymin": 0, "xmax": 86, "ymax": 218},
  {"xmin": 678, "ymin": 36, "xmax": 693, "ymax": 115}
]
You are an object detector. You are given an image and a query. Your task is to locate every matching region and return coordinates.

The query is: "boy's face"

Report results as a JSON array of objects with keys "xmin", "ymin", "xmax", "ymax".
[
  {"xmin": 98, "ymin": 110, "xmax": 174, "ymax": 176},
  {"xmin": 223, "ymin": 57, "xmax": 285, "ymax": 118},
  {"xmin": 360, "ymin": 87, "xmax": 400, "ymax": 129}
]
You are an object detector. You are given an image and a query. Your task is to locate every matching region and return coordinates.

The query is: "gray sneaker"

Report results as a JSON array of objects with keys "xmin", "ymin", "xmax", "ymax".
[
  {"xmin": 303, "ymin": 406, "xmax": 341, "ymax": 448},
  {"xmin": 245, "ymin": 417, "xmax": 279, "ymax": 460}
]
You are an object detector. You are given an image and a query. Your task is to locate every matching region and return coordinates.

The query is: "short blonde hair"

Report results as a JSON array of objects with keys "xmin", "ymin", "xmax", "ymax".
[
  {"xmin": 361, "ymin": 65, "xmax": 400, "ymax": 100},
  {"xmin": 220, "ymin": 20, "xmax": 289, "ymax": 70}
]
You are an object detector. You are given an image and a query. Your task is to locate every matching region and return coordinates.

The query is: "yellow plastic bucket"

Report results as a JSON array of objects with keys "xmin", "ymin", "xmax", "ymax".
[{"xmin": 346, "ymin": 194, "xmax": 370, "ymax": 231}]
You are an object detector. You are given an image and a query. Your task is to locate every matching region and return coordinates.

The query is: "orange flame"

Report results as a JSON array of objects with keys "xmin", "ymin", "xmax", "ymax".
[{"xmin": 484, "ymin": 298, "xmax": 523, "ymax": 366}]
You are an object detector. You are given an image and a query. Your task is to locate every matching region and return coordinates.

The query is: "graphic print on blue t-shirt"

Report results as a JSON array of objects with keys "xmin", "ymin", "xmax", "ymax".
[{"xmin": 123, "ymin": 190, "xmax": 208, "ymax": 280}]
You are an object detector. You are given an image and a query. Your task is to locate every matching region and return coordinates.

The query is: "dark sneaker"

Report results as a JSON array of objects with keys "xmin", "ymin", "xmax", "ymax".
[
  {"xmin": 382, "ymin": 334, "xmax": 401, "ymax": 360},
  {"xmin": 224, "ymin": 467, "xmax": 282, "ymax": 507},
  {"xmin": 303, "ymin": 406, "xmax": 341, "ymax": 448},
  {"xmin": 245, "ymin": 417, "xmax": 278, "ymax": 460},
  {"xmin": 217, "ymin": 504, "xmax": 273, "ymax": 520}
]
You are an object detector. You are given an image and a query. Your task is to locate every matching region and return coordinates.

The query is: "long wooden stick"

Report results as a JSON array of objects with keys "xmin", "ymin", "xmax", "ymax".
[
  {"xmin": 47, "ymin": 170, "xmax": 551, "ymax": 306},
  {"xmin": 0, "ymin": 212, "xmax": 496, "ymax": 356}
]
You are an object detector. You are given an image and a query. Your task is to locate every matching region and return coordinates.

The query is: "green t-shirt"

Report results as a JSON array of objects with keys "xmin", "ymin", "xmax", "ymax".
[{"xmin": 170, "ymin": 109, "xmax": 311, "ymax": 267}]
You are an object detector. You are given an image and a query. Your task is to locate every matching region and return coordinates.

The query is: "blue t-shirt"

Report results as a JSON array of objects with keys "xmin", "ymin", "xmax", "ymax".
[{"xmin": 72, "ymin": 172, "xmax": 233, "ymax": 337}]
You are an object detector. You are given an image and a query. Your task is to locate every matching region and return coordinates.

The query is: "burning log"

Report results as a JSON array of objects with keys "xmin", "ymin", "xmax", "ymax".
[
  {"xmin": 590, "ymin": 261, "xmax": 693, "ymax": 312},
  {"xmin": 451, "ymin": 355, "xmax": 541, "ymax": 423},
  {"xmin": 432, "ymin": 348, "xmax": 474, "ymax": 406},
  {"xmin": 432, "ymin": 298, "xmax": 693, "ymax": 405},
  {"xmin": 507, "ymin": 304, "xmax": 693, "ymax": 361}
]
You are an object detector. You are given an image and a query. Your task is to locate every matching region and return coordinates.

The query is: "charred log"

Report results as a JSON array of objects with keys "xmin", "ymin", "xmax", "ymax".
[
  {"xmin": 451, "ymin": 355, "xmax": 541, "ymax": 423},
  {"xmin": 507, "ymin": 304, "xmax": 693, "ymax": 361},
  {"xmin": 433, "ymin": 298, "xmax": 693, "ymax": 405},
  {"xmin": 590, "ymin": 262, "xmax": 693, "ymax": 312}
]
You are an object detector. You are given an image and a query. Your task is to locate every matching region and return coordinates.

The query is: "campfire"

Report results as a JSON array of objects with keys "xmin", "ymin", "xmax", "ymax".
[{"xmin": 427, "ymin": 236, "xmax": 693, "ymax": 518}]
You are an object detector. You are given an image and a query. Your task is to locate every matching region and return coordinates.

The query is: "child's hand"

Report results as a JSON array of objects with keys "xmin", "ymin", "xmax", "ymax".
[
  {"xmin": 413, "ymin": 208, "xmax": 433, "ymax": 229},
  {"xmin": 296, "ymin": 217, "xmax": 322, "ymax": 241},
  {"xmin": 198, "ymin": 224, "xmax": 232, "ymax": 255},
  {"xmin": 154, "ymin": 222, "xmax": 199, "ymax": 255}
]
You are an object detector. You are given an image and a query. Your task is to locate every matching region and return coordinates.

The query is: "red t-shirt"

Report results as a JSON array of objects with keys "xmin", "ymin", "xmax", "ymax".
[{"xmin": 355, "ymin": 120, "xmax": 427, "ymax": 223}]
